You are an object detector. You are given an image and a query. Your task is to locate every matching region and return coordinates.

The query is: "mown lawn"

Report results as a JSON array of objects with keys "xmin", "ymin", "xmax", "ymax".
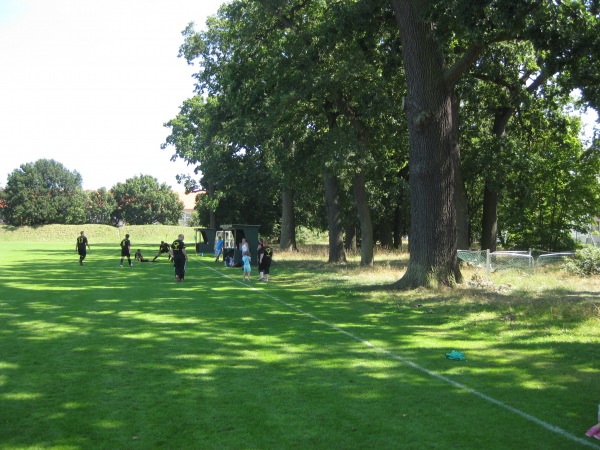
[{"xmin": 1, "ymin": 238, "xmax": 599, "ymax": 449}]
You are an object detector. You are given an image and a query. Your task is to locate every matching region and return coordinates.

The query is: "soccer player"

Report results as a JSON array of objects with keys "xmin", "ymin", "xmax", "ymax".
[
  {"xmin": 259, "ymin": 240, "xmax": 273, "ymax": 282},
  {"xmin": 152, "ymin": 241, "xmax": 171, "ymax": 261},
  {"xmin": 120, "ymin": 233, "xmax": 132, "ymax": 267},
  {"xmin": 76, "ymin": 231, "xmax": 91, "ymax": 265},
  {"xmin": 134, "ymin": 249, "xmax": 154, "ymax": 263},
  {"xmin": 169, "ymin": 234, "xmax": 188, "ymax": 282}
]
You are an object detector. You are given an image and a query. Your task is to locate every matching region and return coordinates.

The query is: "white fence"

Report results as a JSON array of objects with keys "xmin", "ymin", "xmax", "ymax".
[{"xmin": 457, "ymin": 249, "xmax": 575, "ymax": 276}]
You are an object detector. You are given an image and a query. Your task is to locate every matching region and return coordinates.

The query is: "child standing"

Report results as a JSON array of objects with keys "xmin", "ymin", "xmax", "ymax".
[{"xmin": 242, "ymin": 251, "xmax": 251, "ymax": 281}]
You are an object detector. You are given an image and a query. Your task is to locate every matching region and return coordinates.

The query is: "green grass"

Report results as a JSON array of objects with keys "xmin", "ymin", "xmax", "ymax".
[{"xmin": 1, "ymin": 236, "xmax": 600, "ymax": 449}]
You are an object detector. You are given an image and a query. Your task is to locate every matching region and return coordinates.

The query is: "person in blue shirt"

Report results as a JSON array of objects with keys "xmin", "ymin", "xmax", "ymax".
[{"xmin": 214, "ymin": 236, "xmax": 224, "ymax": 262}]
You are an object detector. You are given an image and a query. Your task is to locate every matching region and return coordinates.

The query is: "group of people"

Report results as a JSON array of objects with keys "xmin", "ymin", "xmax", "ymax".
[
  {"xmin": 237, "ymin": 238, "xmax": 273, "ymax": 282},
  {"xmin": 122, "ymin": 233, "xmax": 188, "ymax": 281},
  {"xmin": 76, "ymin": 231, "xmax": 188, "ymax": 282},
  {"xmin": 133, "ymin": 241, "xmax": 173, "ymax": 263},
  {"xmin": 76, "ymin": 231, "xmax": 272, "ymax": 283}
]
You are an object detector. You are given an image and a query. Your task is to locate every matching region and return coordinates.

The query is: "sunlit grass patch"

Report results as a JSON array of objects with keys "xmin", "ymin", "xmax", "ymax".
[{"xmin": 0, "ymin": 241, "xmax": 599, "ymax": 449}]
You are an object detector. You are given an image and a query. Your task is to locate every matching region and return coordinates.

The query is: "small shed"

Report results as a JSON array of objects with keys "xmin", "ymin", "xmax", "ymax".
[
  {"xmin": 220, "ymin": 224, "xmax": 260, "ymax": 265},
  {"xmin": 194, "ymin": 228, "xmax": 218, "ymax": 255}
]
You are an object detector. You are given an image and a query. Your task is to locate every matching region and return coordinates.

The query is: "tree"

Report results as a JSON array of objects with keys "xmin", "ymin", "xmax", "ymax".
[
  {"xmin": 177, "ymin": 0, "xmax": 408, "ymax": 264},
  {"xmin": 389, "ymin": 1, "xmax": 463, "ymax": 287},
  {"xmin": 111, "ymin": 175, "xmax": 184, "ymax": 225},
  {"xmin": 86, "ymin": 188, "xmax": 117, "ymax": 225},
  {"xmin": 389, "ymin": 0, "xmax": 600, "ymax": 287},
  {"xmin": 498, "ymin": 107, "xmax": 600, "ymax": 250},
  {"xmin": 163, "ymin": 95, "xmax": 281, "ymax": 234},
  {"xmin": 1, "ymin": 159, "xmax": 87, "ymax": 226}
]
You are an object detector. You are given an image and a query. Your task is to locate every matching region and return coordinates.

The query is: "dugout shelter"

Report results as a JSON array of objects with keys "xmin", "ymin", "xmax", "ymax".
[
  {"xmin": 220, "ymin": 224, "xmax": 260, "ymax": 266},
  {"xmin": 194, "ymin": 228, "xmax": 218, "ymax": 255}
]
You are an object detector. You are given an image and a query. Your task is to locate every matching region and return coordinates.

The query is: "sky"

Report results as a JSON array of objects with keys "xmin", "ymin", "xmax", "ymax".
[
  {"xmin": 1, "ymin": 1, "xmax": 597, "ymax": 193},
  {"xmin": 0, "ymin": 0, "xmax": 226, "ymax": 191}
]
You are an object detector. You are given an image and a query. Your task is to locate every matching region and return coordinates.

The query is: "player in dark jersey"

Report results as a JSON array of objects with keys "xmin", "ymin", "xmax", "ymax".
[
  {"xmin": 134, "ymin": 249, "xmax": 154, "ymax": 263},
  {"xmin": 120, "ymin": 234, "xmax": 132, "ymax": 267},
  {"xmin": 152, "ymin": 241, "xmax": 171, "ymax": 261},
  {"xmin": 169, "ymin": 234, "xmax": 188, "ymax": 282},
  {"xmin": 260, "ymin": 240, "xmax": 273, "ymax": 282},
  {"xmin": 257, "ymin": 240, "xmax": 265, "ymax": 280},
  {"xmin": 76, "ymin": 231, "xmax": 90, "ymax": 265}
]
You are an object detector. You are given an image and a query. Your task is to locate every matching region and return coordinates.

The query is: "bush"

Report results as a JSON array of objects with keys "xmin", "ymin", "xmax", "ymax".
[{"xmin": 564, "ymin": 246, "xmax": 600, "ymax": 276}]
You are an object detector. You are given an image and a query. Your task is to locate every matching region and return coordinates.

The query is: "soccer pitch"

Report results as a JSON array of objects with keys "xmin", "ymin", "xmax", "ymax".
[{"xmin": 0, "ymin": 242, "xmax": 599, "ymax": 449}]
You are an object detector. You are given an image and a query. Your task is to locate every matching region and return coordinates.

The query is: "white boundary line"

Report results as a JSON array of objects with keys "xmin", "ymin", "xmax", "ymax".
[{"xmin": 195, "ymin": 258, "xmax": 599, "ymax": 448}]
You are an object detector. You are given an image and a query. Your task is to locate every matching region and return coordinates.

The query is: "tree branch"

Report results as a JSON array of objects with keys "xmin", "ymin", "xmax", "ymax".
[{"xmin": 444, "ymin": 32, "xmax": 516, "ymax": 87}]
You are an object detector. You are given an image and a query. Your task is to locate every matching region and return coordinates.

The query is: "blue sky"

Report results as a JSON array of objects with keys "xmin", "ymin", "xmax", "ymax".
[{"xmin": 0, "ymin": 0, "xmax": 225, "ymax": 190}]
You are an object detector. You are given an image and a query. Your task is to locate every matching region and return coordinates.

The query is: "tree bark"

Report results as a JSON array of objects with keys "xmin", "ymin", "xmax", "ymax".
[
  {"xmin": 280, "ymin": 187, "xmax": 298, "ymax": 251},
  {"xmin": 455, "ymin": 141, "xmax": 470, "ymax": 250},
  {"xmin": 352, "ymin": 171, "xmax": 374, "ymax": 266},
  {"xmin": 481, "ymin": 186, "xmax": 498, "ymax": 251},
  {"xmin": 324, "ymin": 172, "xmax": 346, "ymax": 263},
  {"xmin": 481, "ymin": 107, "xmax": 512, "ymax": 251},
  {"xmin": 391, "ymin": 0, "xmax": 461, "ymax": 288},
  {"xmin": 345, "ymin": 225, "xmax": 357, "ymax": 252},
  {"xmin": 379, "ymin": 219, "xmax": 394, "ymax": 249},
  {"xmin": 393, "ymin": 205, "xmax": 403, "ymax": 250}
]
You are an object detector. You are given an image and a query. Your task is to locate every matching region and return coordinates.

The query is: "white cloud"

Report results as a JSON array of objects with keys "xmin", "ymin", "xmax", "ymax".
[{"xmin": 0, "ymin": 0, "xmax": 225, "ymax": 190}]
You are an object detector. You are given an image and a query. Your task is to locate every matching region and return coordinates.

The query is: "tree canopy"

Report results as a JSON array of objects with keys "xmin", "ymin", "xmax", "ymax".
[
  {"xmin": 1, "ymin": 159, "xmax": 87, "ymax": 226},
  {"xmin": 161, "ymin": 0, "xmax": 600, "ymax": 287},
  {"xmin": 112, "ymin": 175, "xmax": 184, "ymax": 226}
]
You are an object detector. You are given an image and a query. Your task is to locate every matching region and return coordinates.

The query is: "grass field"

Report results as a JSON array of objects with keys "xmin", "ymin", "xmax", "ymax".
[{"xmin": 1, "ymin": 226, "xmax": 600, "ymax": 449}]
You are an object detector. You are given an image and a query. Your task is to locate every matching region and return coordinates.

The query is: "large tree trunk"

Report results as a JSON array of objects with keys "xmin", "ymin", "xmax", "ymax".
[
  {"xmin": 481, "ymin": 186, "xmax": 498, "ymax": 251},
  {"xmin": 345, "ymin": 224, "xmax": 357, "ymax": 252},
  {"xmin": 379, "ymin": 220, "xmax": 394, "ymax": 249},
  {"xmin": 391, "ymin": 0, "xmax": 461, "ymax": 288},
  {"xmin": 280, "ymin": 187, "xmax": 298, "ymax": 251},
  {"xmin": 353, "ymin": 171, "xmax": 374, "ymax": 266},
  {"xmin": 455, "ymin": 145, "xmax": 470, "ymax": 250},
  {"xmin": 324, "ymin": 172, "xmax": 346, "ymax": 263},
  {"xmin": 481, "ymin": 107, "xmax": 512, "ymax": 251},
  {"xmin": 393, "ymin": 205, "xmax": 403, "ymax": 250},
  {"xmin": 334, "ymin": 95, "xmax": 376, "ymax": 266}
]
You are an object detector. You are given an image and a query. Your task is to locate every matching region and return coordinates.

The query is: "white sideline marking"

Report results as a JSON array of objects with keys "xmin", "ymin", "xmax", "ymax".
[{"xmin": 195, "ymin": 258, "xmax": 599, "ymax": 448}]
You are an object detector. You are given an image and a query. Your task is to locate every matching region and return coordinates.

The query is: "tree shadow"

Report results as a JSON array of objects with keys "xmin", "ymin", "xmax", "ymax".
[{"xmin": 0, "ymin": 248, "xmax": 597, "ymax": 448}]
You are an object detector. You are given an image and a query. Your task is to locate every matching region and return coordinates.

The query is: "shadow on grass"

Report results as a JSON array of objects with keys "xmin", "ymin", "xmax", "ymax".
[{"xmin": 0, "ymin": 248, "xmax": 598, "ymax": 448}]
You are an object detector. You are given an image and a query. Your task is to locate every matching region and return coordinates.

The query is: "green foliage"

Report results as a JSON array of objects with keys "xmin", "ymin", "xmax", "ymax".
[
  {"xmin": 564, "ymin": 246, "xmax": 600, "ymax": 276},
  {"xmin": 111, "ymin": 175, "xmax": 184, "ymax": 225},
  {"xmin": 461, "ymin": 65, "xmax": 600, "ymax": 251},
  {"xmin": 86, "ymin": 187, "xmax": 117, "ymax": 225},
  {"xmin": 169, "ymin": 0, "xmax": 409, "ymax": 242},
  {"xmin": 1, "ymin": 159, "xmax": 87, "ymax": 226},
  {"xmin": 195, "ymin": 153, "xmax": 281, "ymax": 233},
  {"xmin": 499, "ymin": 109, "xmax": 600, "ymax": 250},
  {"xmin": 168, "ymin": 0, "xmax": 599, "ymax": 274}
]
